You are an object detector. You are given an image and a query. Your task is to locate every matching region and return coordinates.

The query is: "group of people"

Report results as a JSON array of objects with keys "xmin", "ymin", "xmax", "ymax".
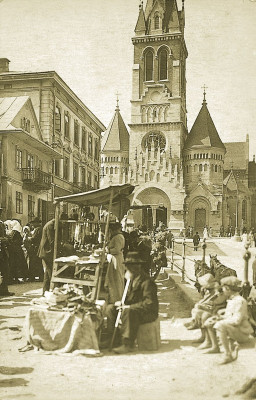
[
  {"xmin": 0, "ymin": 209, "xmax": 44, "ymax": 296},
  {"xmin": 185, "ymin": 273, "xmax": 254, "ymax": 364},
  {"xmin": 102, "ymin": 221, "xmax": 159, "ymax": 353}
]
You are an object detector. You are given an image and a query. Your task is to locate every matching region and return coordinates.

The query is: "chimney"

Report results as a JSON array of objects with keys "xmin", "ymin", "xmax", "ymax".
[{"xmin": 0, "ymin": 58, "xmax": 10, "ymax": 73}]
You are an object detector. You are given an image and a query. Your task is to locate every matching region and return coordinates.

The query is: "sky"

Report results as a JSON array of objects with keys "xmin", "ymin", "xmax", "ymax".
[{"xmin": 0, "ymin": 0, "xmax": 256, "ymax": 156}]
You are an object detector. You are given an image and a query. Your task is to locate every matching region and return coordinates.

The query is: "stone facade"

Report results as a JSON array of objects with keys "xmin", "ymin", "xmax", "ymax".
[{"xmin": 101, "ymin": 0, "xmax": 256, "ymax": 235}]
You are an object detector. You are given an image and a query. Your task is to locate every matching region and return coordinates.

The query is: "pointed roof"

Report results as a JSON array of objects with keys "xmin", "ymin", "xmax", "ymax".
[
  {"xmin": 184, "ymin": 100, "xmax": 225, "ymax": 151},
  {"xmin": 101, "ymin": 106, "xmax": 129, "ymax": 153},
  {"xmin": 0, "ymin": 96, "xmax": 30, "ymax": 130},
  {"xmin": 223, "ymin": 170, "xmax": 249, "ymax": 194},
  {"xmin": 135, "ymin": 3, "xmax": 146, "ymax": 34},
  {"xmin": 144, "ymin": 0, "xmax": 180, "ymax": 34}
]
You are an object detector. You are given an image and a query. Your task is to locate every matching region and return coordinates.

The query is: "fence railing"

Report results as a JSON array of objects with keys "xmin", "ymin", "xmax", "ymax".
[{"xmin": 168, "ymin": 237, "xmax": 254, "ymax": 292}]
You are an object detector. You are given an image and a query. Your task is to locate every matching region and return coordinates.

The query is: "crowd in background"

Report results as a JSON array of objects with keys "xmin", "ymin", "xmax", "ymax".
[{"xmin": 0, "ymin": 211, "xmax": 43, "ymax": 296}]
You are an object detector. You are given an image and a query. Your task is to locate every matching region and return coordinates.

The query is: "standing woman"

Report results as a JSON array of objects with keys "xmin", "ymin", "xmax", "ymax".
[
  {"xmin": 104, "ymin": 222, "xmax": 125, "ymax": 303},
  {"xmin": 8, "ymin": 220, "xmax": 28, "ymax": 282}
]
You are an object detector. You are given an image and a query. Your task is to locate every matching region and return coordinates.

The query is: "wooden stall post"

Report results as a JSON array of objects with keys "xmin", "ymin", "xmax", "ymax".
[
  {"xmin": 202, "ymin": 238, "xmax": 206, "ymax": 265},
  {"xmin": 50, "ymin": 201, "xmax": 60, "ymax": 291},
  {"xmin": 170, "ymin": 238, "xmax": 175, "ymax": 271},
  {"xmin": 95, "ymin": 188, "xmax": 114, "ymax": 299}
]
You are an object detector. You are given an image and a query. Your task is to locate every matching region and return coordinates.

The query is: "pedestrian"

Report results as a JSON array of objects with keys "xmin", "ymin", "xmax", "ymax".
[
  {"xmin": 26, "ymin": 218, "xmax": 43, "ymax": 281},
  {"xmin": 203, "ymin": 226, "xmax": 208, "ymax": 240},
  {"xmin": 104, "ymin": 222, "xmax": 125, "ymax": 304},
  {"xmin": 193, "ymin": 232, "xmax": 200, "ymax": 251},
  {"xmin": 219, "ymin": 225, "xmax": 224, "ymax": 237},
  {"xmin": 104, "ymin": 251, "xmax": 159, "ymax": 353},
  {"xmin": 166, "ymin": 229, "xmax": 174, "ymax": 249},
  {"xmin": 204, "ymin": 276, "xmax": 253, "ymax": 364},
  {"xmin": 0, "ymin": 209, "xmax": 14, "ymax": 296},
  {"xmin": 38, "ymin": 218, "xmax": 55, "ymax": 294},
  {"xmin": 8, "ymin": 220, "xmax": 28, "ymax": 283},
  {"xmin": 189, "ymin": 226, "xmax": 194, "ymax": 238}
]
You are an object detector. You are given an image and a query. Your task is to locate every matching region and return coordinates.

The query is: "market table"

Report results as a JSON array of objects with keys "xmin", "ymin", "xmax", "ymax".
[{"xmin": 24, "ymin": 299, "xmax": 105, "ymax": 354}]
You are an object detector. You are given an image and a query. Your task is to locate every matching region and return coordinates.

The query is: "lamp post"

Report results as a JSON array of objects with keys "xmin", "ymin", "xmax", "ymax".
[{"xmin": 233, "ymin": 186, "xmax": 241, "ymax": 241}]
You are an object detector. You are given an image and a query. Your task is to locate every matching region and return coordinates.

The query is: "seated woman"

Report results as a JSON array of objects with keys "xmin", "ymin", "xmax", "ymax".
[
  {"xmin": 185, "ymin": 273, "xmax": 226, "ymax": 346},
  {"xmin": 204, "ymin": 276, "xmax": 254, "ymax": 364}
]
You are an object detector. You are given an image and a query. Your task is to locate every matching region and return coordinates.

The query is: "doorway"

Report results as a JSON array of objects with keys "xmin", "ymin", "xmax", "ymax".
[{"xmin": 195, "ymin": 208, "xmax": 206, "ymax": 234}]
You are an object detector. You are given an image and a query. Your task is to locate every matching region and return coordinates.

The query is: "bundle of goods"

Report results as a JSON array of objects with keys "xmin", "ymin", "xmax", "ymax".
[{"xmin": 32, "ymin": 284, "xmax": 102, "ymax": 321}]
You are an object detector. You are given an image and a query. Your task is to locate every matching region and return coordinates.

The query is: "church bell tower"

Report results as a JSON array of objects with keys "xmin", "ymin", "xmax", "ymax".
[{"xmin": 128, "ymin": 0, "xmax": 188, "ymax": 231}]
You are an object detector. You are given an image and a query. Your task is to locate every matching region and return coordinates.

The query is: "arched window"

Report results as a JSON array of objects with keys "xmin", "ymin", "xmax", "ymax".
[
  {"xmin": 194, "ymin": 164, "xmax": 198, "ymax": 172},
  {"xmin": 204, "ymin": 164, "xmax": 208, "ymax": 171},
  {"xmin": 159, "ymin": 48, "xmax": 168, "ymax": 80},
  {"xmin": 110, "ymin": 167, "xmax": 113, "ymax": 174},
  {"xmin": 145, "ymin": 50, "xmax": 154, "ymax": 81},
  {"xmin": 199, "ymin": 164, "xmax": 203, "ymax": 172},
  {"xmin": 155, "ymin": 15, "xmax": 160, "ymax": 29},
  {"xmin": 115, "ymin": 167, "xmax": 118, "ymax": 174},
  {"xmin": 215, "ymin": 165, "xmax": 218, "ymax": 172},
  {"xmin": 186, "ymin": 165, "xmax": 189, "ymax": 173}
]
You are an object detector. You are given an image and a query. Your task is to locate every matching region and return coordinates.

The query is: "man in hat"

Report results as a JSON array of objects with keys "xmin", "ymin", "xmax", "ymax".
[
  {"xmin": 26, "ymin": 217, "xmax": 43, "ymax": 281},
  {"xmin": 104, "ymin": 251, "xmax": 159, "ymax": 354},
  {"xmin": 204, "ymin": 276, "xmax": 253, "ymax": 364}
]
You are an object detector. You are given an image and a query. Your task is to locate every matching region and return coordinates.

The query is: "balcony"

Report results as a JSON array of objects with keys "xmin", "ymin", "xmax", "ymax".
[
  {"xmin": 22, "ymin": 168, "xmax": 52, "ymax": 191},
  {"xmin": 72, "ymin": 182, "xmax": 96, "ymax": 194}
]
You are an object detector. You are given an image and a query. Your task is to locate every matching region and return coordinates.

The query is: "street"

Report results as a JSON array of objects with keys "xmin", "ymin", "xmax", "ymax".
[{"xmin": 0, "ymin": 238, "xmax": 255, "ymax": 400}]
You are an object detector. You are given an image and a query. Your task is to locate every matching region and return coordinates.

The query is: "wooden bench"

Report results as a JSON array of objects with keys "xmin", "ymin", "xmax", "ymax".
[{"xmin": 137, "ymin": 318, "xmax": 161, "ymax": 351}]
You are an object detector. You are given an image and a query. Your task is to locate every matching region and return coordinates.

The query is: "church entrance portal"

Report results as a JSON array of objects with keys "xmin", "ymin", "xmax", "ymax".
[
  {"xmin": 141, "ymin": 205, "xmax": 167, "ymax": 230},
  {"xmin": 195, "ymin": 208, "xmax": 206, "ymax": 234}
]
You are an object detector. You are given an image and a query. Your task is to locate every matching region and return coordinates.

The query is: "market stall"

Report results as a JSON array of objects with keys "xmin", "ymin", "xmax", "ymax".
[
  {"xmin": 24, "ymin": 184, "xmax": 135, "ymax": 354},
  {"xmin": 51, "ymin": 183, "xmax": 134, "ymax": 299}
]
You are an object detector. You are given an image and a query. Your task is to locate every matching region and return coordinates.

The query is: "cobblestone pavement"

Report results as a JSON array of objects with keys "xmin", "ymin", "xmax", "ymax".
[{"xmin": 0, "ymin": 245, "xmax": 255, "ymax": 400}]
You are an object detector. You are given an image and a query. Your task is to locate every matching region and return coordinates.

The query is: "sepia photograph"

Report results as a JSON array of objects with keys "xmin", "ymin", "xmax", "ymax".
[{"xmin": 0, "ymin": 0, "xmax": 256, "ymax": 399}]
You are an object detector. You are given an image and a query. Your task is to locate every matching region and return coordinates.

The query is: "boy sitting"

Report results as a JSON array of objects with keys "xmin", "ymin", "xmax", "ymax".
[
  {"xmin": 204, "ymin": 276, "xmax": 253, "ymax": 364},
  {"xmin": 185, "ymin": 273, "xmax": 226, "ymax": 347}
]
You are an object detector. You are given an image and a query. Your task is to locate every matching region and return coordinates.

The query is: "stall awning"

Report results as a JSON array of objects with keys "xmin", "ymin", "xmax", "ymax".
[{"xmin": 54, "ymin": 184, "xmax": 135, "ymax": 206}]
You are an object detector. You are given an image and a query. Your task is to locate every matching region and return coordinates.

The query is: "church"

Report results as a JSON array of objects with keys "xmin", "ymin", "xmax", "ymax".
[{"xmin": 100, "ymin": 0, "xmax": 256, "ymax": 236}]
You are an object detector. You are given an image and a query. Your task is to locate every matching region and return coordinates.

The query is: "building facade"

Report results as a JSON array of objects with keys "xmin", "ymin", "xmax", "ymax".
[
  {"xmin": 101, "ymin": 0, "xmax": 256, "ymax": 235},
  {"xmin": 0, "ymin": 58, "xmax": 105, "ymax": 222},
  {"xmin": 0, "ymin": 96, "xmax": 61, "ymax": 225}
]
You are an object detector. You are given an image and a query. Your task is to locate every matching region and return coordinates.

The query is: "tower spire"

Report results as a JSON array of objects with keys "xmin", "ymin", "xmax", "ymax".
[{"xmin": 201, "ymin": 84, "xmax": 208, "ymax": 105}]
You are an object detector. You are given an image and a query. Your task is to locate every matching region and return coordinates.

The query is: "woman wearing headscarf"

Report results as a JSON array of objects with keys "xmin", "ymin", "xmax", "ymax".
[{"xmin": 7, "ymin": 220, "xmax": 28, "ymax": 282}]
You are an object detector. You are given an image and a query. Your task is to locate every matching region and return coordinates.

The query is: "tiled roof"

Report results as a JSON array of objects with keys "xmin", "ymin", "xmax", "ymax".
[
  {"xmin": 101, "ymin": 107, "xmax": 129, "ymax": 152},
  {"xmin": 0, "ymin": 96, "xmax": 30, "ymax": 130},
  {"xmin": 184, "ymin": 102, "xmax": 225, "ymax": 150}
]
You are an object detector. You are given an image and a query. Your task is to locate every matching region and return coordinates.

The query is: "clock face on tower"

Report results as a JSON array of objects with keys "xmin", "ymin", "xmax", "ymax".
[{"xmin": 142, "ymin": 131, "xmax": 166, "ymax": 152}]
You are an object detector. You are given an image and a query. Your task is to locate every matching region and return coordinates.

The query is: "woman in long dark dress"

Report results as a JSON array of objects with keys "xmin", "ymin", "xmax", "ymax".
[{"xmin": 8, "ymin": 220, "xmax": 28, "ymax": 282}]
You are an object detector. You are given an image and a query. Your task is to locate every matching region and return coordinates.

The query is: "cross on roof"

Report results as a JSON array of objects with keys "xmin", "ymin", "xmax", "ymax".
[
  {"xmin": 201, "ymin": 84, "xmax": 208, "ymax": 103},
  {"xmin": 115, "ymin": 91, "xmax": 120, "ymax": 110}
]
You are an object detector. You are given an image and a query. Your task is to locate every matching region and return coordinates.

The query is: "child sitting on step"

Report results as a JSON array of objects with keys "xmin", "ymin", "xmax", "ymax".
[{"xmin": 184, "ymin": 273, "xmax": 226, "ymax": 345}]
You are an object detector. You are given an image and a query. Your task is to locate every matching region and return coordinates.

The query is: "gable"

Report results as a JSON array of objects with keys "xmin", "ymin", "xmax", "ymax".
[{"xmin": 12, "ymin": 98, "xmax": 43, "ymax": 141}]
